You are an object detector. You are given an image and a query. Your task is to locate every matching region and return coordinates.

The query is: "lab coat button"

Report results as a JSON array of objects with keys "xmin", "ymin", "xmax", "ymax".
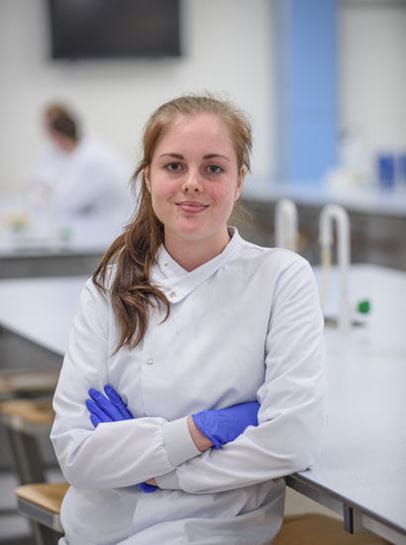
[
  {"xmin": 146, "ymin": 358, "xmax": 154, "ymax": 366},
  {"xmin": 163, "ymin": 261, "xmax": 169, "ymax": 267},
  {"xmin": 170, "ymin": 291, "xmax": 176, "ymax": 297}
]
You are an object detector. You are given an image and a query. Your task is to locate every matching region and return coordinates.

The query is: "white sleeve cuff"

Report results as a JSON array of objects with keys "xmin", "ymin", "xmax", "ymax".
[
  {"xmin": 162, "ymin": 416, "xmax": 201, "ymax": 467},
  {"xmin": 155, "ymin": 470, "xmax": 180, "ymax": 490}
]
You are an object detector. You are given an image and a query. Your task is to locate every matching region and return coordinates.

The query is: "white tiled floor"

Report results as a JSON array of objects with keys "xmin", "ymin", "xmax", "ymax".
[
  {"xmin": 0, "ymin": 471, "xmax": 30, "ymax": 541},
  {"xmin": 0, "ymin": 513, "xmax": 30, "ymax": 540},
  {"xmin": 0, "ymin": 468, "xmax": 63, "ymax": 543}
]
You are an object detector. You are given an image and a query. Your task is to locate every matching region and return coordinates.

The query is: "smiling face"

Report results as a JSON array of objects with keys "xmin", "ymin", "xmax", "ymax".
[{"xmin": 146, "ymin": 113, "xmax": 244, "ymax": 259}]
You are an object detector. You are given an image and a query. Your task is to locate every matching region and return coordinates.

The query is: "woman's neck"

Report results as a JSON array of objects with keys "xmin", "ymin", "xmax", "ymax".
[{"xmin": 164, "ymin": 229, "xmax": 231, "ymax": 272}]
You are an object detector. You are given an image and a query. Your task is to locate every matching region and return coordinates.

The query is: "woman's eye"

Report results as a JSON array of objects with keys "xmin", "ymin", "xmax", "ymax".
[
  {"xmin": 207, "ymin": 165, "xmax": 223, "ymax": 175},
  {"xmin": 165, "ymin": 162, "xmax": 184, "ymax": 173}
]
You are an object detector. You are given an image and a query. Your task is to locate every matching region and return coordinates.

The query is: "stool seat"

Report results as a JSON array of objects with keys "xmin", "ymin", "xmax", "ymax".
[
  {"xmin": 16, "ymin": 482, "xmax": 68, "ymax": 534},
  {"xmin": 0, "ymin": 398, "xmax": 54, "ymax": 433},
  {"xmin": 0, "ymin": 368, "xmax": 59, "ymax": 398},
  {"xmin": 1, "ymin": 398, "xmax": 55, "ymax": 485},
  {"xmin": 274, "ymin": 513, "xmax": 390, "ymax": 545}
]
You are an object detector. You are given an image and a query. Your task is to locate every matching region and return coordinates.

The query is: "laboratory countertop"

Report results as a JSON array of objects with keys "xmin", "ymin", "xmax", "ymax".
[
  {"xmin": 0, "ymin": 263, "xmax": 404, "ymax": 362},
  {"xmin": 0, "ymin": 276, "xmax": 83, "ymax": 354},
  {"xmin": 0, "ymin": 264, "xmax": 404, "ymax": 539},
  {"xmin": 242, "ymin": 179, "xmax": 406, "ymax": 217}
]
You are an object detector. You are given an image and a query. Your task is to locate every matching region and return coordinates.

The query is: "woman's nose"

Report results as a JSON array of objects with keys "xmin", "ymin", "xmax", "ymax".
[{"xmin": 182, "ymin": 170, "xmax": 202, "ymax": 193}]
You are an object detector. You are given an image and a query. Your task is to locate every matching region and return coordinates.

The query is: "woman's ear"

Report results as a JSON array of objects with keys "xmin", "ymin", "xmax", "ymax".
[
  {"xmin": 235, "ymin": 166, "xmax": 246, "ymax": 201},
  {"xmin": 144, "ymin": 167, "xmax": 151, "ymax": 192}
]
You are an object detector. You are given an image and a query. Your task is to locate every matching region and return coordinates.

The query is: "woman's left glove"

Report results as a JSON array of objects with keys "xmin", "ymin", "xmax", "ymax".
[{"xmin": 192, "ymin": 401, "xmax": 260, "ymax": 449}]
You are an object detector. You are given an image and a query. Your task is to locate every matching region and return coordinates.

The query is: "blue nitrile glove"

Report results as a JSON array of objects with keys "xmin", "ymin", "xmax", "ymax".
[
  {"xmin": 138, "ymin": 482, "xmax": 159, "ymax": 493},
  {"xmin": 86, "ymin": 385, "xmax": 133, "ymax": 427},
  {"xmin": 192, "ymin": 401, "xmax": 259, "ymax": 449},
  {"xmin": 85, "ymin": 385, "xmax": 157, "ymax": 493}
]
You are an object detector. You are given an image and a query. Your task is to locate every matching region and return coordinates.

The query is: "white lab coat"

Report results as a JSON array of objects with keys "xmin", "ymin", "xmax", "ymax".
[
  {"xmin": 50, "ymin": 229, "xmax": 326, "ymax": 545},
  {"xmin": 31, "ymin": 137, "xmax": 133, "ymax": 216}
]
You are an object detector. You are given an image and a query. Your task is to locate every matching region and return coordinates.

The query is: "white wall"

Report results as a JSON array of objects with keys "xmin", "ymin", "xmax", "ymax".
[
  {"xmin": 2, "ymin": 0, "xmax": 405, "ymax": 198},
  {"xmin": 340, "ymin": 0, "xmax": 406, "ymax": 154},
  {"xmin": 0, "ymin": 0, "xmax": 273, "ymax": 196}
]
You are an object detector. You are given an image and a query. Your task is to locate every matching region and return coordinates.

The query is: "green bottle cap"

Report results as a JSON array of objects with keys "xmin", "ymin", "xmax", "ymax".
[{"xmin": 357, "ymin": 299, "xmax": 371, "ymax": 314}]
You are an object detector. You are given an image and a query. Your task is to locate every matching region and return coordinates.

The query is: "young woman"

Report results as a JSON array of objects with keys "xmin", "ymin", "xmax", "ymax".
[{"xmin": 50, "ymin": 95, "xmax": 325, "ymax": 545}]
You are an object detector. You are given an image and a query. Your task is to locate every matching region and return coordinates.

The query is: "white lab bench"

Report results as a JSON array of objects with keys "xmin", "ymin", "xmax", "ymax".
[
  {"xmin": 290, "ymin": 265, "xmax": 406, "ymax": 545},
  {"xmin": 0, "ymin": 265, "xmax": 405, "ymax": 544},
  {"xmin": 0, "ymin": 201, "xmax": 130, "ymax": 278},
  {"xmin": 0, "ymin": 246, "xmax": 103, "ymax": 279}
]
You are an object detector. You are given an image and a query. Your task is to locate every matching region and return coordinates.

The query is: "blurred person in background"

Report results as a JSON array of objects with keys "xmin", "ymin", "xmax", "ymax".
[{"xmin": 30, "ymin": 103, "xmax": 132, "ymax": 217}]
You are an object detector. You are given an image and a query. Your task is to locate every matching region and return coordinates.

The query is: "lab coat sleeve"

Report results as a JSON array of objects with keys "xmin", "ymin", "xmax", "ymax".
[
  {"xmin": 156, "ymin": 259, "xmax": 326, "ymax": 494},
  {"xmin": 50, "ymin": 279, "xmax": 200, "ymax": 490}
]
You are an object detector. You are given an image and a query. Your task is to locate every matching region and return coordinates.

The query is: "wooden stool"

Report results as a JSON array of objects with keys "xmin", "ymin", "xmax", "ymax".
[
  {"xmin": 0, "ymin": 368, "xmax": 59, "ymax": 400},
  {"xmin": 0, "ymin": 398, "xmax": 54, "ymax": 484},
  {"xmin": 274, "ymin": 513, "xmax": 391, "ymax": 545},
  {"xmin": 16, "ymin": 482, "xmax": 68, "ymax": 545}
]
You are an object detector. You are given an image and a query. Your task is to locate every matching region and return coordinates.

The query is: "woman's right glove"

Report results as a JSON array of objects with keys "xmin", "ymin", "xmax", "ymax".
[
  {"xmin": 86, "ymin": 385, "xmax": 133, "ymax": 427},
  {"xmin": 192, "ymin": 401, "xmax": 259, "ymax": 449},
  {"xmin": 86, "ymin": 385, "xmax": 157, "ymax": 493}
]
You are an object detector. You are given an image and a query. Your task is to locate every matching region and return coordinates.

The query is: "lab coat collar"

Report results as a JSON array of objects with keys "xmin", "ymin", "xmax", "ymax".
[{"xmin": 152, "ymin": 227, "xmax": 242, "ymax": 303}]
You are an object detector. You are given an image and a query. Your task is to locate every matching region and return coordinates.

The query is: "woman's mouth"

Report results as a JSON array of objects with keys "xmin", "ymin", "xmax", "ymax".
[{"xmin": 176, "ymin": 201, "xmax": 209, "ymax": 214}]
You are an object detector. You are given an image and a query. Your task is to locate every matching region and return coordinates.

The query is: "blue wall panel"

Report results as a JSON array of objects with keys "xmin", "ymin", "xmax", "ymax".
[{"xmin": 275, "ymin": 0, "xmax": 338, "ymax": 182}]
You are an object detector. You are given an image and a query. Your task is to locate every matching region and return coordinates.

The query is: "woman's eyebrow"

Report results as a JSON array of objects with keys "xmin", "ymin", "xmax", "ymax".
[
  {"xmin": 203, "ymin": 154, "xmax": 230, "ymax": 161},
  {"xmin": 159, "ymin": 153, "xmax": 184, "ymax": 159},
  {"xmin": 158, "ymin": 152, "xmax": 230, "ymax": 161}
]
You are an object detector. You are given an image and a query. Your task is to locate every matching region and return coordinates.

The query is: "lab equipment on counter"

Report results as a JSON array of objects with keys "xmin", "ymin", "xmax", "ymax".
[
  {"xmin": 274, "ymin": 198, "xmax": 298, "ymax": 251},
  {"xmin": 319, "ymin": 204, "xmax": 351, "ymax": 332},
  {"xmin": 377, "ymin": 153, "xmax": 396, "ymax": 189},
  {"xmin": 357, "ymin": 298, "xmax": 371, "ymax": 315},
  {"xmin": 398, "ymin": 153, "xmax": 406, "ymax": 184},
  {"xmin": 324, "ymin": 298, "xmax": 371, "ymax": 329}
]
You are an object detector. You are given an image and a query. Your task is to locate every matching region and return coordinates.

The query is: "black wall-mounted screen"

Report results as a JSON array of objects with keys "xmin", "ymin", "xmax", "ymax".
[{"xmin": 48, "ymin": 0, "xmax": 181, "ymax": 59}]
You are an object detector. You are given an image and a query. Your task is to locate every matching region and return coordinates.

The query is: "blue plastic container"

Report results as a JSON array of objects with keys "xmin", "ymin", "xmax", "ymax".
[
  {"xmin": 398, "ymin": 153, "xmax": 406, "ymax": 184},
  {"xmin": 377, "ymin": 153, "xmax": 396, "ymax": 188}
]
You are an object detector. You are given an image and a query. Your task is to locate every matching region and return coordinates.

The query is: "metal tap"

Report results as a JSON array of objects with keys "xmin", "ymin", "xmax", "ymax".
[{"xmin": 319, "ymin": 204, "xmax": 351, "ymax": 332}]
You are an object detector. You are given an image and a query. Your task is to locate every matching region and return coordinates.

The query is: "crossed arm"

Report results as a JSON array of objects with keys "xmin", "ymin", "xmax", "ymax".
[
  {"xmin": 85, "ymin": 384, "xmax": 259, "ymax": 491},
  {"xmin": 51, "ymin": 260, "xmax": 325, "ymax": 494}
]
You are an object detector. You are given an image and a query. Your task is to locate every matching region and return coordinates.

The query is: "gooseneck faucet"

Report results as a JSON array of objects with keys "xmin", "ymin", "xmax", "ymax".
[
  {"xmin": 319, "ymin": 204, "xmax": 351, "ymax": 332},
  {"xmin": 274, "ymin": 199, "xmax": 298, "ymax": 251}
]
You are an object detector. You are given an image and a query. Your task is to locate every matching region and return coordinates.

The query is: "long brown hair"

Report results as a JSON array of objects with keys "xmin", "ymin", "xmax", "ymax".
[{"xmin": 93, "ymin": 95, "xmax": 252, "ymax": 351}]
